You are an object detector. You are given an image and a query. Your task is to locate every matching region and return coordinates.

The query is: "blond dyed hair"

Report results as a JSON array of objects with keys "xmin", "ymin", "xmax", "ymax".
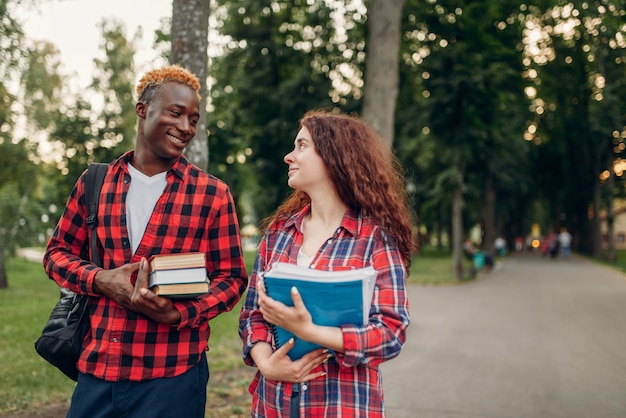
[{"xmin": 136, "ymin": 64, "xmax": 201, "ymax": 103}]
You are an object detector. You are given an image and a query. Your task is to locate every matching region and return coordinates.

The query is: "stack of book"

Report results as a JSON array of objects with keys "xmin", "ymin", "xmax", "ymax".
[{"xmin": 148, "ymin": 252, "xmax": 209, "ymax": 299}]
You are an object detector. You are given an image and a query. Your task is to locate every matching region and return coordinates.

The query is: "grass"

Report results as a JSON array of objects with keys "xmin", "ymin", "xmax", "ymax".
[
  {"xmin": 0, "ymin": 258, "xmax": 77, "ymax": 413},
  {"xmin": 586, "ymin": 249, "xmax": 626, "ymax": 274},
  {"xmin": 409, "ymin": 245, "xmax": 477, "ymax": 284},
  {"xmin": 0, "ymin": 246, "xmax": 466, "ymax": 415}
]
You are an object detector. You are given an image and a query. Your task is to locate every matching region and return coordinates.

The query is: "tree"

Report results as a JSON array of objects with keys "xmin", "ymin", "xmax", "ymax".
[
  {"xmin": 400, "ymin": 1, "xmax": 529, "ymax": 278},
  {"xmin": 0, "ymin": 0, "xmax": 31, "ymax": 288},
  {"xmin": 524, "ymin": 1, "xmax": 626, "ymax": 257},
  {"xmin": 362, "ymin": 0, "xmax": 405, "ymax": 145},
  {"xmin": 171, "ymin": 0, "xmax": 210, "ymax": 171},
  {"xmin": 210, "ymin": 0, "xmax": 365, "ymax": 221},
  {"xmin": 91, "ymin": 18, "xmax": 140, "ymax": 161},
  {"xmin": 0, "ymin": 140, "xmax": 40, "ymax": 289},
  {"xmin": 19, "ymin": 40, "xmax": 64, "ymax": 132}
]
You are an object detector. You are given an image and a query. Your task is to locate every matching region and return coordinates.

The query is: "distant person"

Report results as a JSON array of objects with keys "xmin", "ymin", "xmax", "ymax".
[
  {"xmin": 558, "ymin": 228, "xmax": 572, "ymax": 259},
  {"xmin": 239, "ymin": 110, "xmax": 416, "ymax": 417},
  {"xmin": 548, "ymin": 232, "xmax": 560, "ymax": 258},
  {"xmin": 464, "ymin": 239, "xmax": 494, "ymax": 271},
  {"xmin": 464, "ymin": 239, "xmax": 477, "ymax": 261},
  {"xmin": 43, "ymin": 65, "xmax": 248, "ymax": 417},
  {"xmin": 542, "ymin": 231, "xmax": 559, "ymax": 258},
  {"xmin": 494, "ymin": 236, "xmax": 506, "ymax": 256}
]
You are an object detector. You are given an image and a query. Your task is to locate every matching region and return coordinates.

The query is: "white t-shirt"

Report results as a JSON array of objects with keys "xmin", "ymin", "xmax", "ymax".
[
  {"xmin": 558, "ymin": 231, "xmax": 572, "ymax": 247},
  {"xmin": 126, "ymin": 164, "xmax": 168, "ymax": 254},
  {"xmin": 297, "ymin": 249, "xmax": 313, "ymax": 267}
]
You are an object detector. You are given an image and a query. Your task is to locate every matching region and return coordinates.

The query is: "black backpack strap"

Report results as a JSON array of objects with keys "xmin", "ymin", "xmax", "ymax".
[{"xmin": 84, "ymin": 163, "xmax": 108, "ymax": 268}]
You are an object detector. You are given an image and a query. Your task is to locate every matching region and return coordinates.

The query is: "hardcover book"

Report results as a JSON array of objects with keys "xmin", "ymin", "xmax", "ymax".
[
  {"xmin": 148, "ymin": 252, "xmax": 208, "ymax": 288},
  {"xmin": 151, "ymin": 281, "xmax": 209, "ymax": 299},
  {"xmin": 262, "ymin": 262, "xmax": 377, "ymax": 360},
  {"xmin": 149, "ymin": 252, "xmax": 206, "ymax": 271}
]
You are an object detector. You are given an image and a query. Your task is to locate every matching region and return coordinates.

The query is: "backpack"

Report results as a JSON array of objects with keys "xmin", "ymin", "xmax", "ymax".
[{"xmin": 34, "ymin": 163, "xmax": 108, "ymax": 381}]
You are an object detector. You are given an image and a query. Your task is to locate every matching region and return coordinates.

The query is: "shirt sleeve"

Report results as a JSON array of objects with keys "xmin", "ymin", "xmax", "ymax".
[
  {"xmin": 43, "ymin": 170, "xmax": 102, "ymax": 295},
  {"xmin": 336, "ymin": 235, "xmax": 410, "ymax": 368},
  {"xmin": 239, "ymin": 239, "xmax": 274, "ymax": 366},
  {"xmin": 175, "ymin": 185, "xmax": 248, "ymax": 329}
]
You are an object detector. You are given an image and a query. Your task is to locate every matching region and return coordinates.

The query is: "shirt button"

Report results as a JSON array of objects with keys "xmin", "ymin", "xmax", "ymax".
[
  {"xmin": 301, "ymin": 384, "xmax": 308, "ymax": 391},
  {"xmin": 112, "ymin": 338, "xmax": 118, "ymax": 343}
]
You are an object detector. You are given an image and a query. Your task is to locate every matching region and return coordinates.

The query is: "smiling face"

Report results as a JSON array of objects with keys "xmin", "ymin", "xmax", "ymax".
[
  {"xmin": 134, "ymin": 81, "xmax": 200, "ymax": 173},
  {"xmin": 283, "ymin": 127, "xmax": 332, "ymax": 194}
]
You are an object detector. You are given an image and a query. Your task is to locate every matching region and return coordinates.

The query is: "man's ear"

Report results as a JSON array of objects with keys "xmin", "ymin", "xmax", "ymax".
[{"xmin": 136, "ymin": 102, "xmax": 146, "ymax": 118}]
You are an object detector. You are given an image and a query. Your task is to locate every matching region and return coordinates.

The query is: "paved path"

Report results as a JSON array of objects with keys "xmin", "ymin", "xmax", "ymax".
[{"xmin": 381, "ymin": 253, "xmax": 626, "ymax": 418}]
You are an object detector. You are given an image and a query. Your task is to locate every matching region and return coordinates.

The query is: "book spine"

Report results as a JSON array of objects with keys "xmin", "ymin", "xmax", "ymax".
[{"xmin": 263, "ymin": 282, "xmax": 285, "ymax": 349}]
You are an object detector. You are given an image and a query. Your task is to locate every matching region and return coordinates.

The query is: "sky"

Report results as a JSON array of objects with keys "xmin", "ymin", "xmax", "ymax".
[{"xmin": 22, "ymin": 0, "xmax": 172, "ymax": 89}]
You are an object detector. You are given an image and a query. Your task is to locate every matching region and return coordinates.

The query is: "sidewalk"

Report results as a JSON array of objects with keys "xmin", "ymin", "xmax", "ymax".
[
  {"xmin": 16, "ymin": 248, "xmax": 45, "ymax": 263},
  {"xmin": 381, "ymin": 252, "xmax": 626, "ymax": 418}
]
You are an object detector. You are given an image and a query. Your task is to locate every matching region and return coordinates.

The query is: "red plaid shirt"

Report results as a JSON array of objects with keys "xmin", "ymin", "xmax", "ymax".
[
  {"xmin": 239, "ymin": 206, "xmax": 410, "ymax": 417},
  {"xmin": 44, "ymin": 151, "xmax": 248, "ymax": 381}
]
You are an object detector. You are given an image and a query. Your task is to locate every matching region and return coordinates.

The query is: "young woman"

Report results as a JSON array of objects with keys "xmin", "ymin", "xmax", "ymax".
[{"xmin": 239, "ymin": 109, "xmax": 416, "ymax": 417}]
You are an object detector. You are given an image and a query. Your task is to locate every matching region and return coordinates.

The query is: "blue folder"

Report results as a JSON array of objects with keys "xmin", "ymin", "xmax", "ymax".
[{"xmin": 262, "ymin": 262, "xmax": 377, "ymax": 360}]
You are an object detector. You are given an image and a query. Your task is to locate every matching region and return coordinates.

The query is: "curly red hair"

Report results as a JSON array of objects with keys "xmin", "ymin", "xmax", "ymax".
[
  {"xmin": 262, "ymin": 109, "xmax": 417, "ymax": 269},
  {"xmin": 136, "ymin": 64, "xmax": 201, "ymax": 103}
]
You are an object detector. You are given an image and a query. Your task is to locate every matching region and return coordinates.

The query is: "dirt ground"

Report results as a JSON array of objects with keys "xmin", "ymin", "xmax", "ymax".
[{"xmin": 4, "ymin": 367, "xmax": 256, "ymax": 418}]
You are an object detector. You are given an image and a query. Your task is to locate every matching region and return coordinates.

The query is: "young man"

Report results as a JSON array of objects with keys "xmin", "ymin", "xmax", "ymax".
[{"xmin": 44, "ymin": 65, "xmax": 248, "ymax": 417}]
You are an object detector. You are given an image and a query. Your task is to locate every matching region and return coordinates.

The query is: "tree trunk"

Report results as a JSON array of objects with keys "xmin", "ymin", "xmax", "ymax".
[
  {"xmin": 482, "ymin": 173, "xmax": 496, "ymax": 255},
  {"xmin": 606, "ymin": 172, "xmax": 616, "ymax": 262},
  {"xmin": 171, "ymin": 0, "xmax": 210, "ymax": 171},
  {"xmin": 452, "ymin": 163, "xmax": 464, "ymax": 280},
  {"xmin": 591, "ymin": 162, "xmax": 602, "ymax": 258},
  {"xmin": 436, "ymin": 214, "xmax": 443, "ymax": 250},
  {"xmin": 362, "ymin": 0, "xmax": 405, "ymax": 146},
  {"xmin": 0, "ymin": 230, "xmax": 7, "ymax": 289}
]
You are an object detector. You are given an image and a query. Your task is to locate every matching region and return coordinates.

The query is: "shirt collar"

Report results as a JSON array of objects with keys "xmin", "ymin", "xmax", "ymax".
[
  {"xmin": 116, "ymin": 150, "xmax": 189, "ymax": 180},
  {"xmin": 284, "ymin": 204, "xmax": 360, "ymax": 237}
]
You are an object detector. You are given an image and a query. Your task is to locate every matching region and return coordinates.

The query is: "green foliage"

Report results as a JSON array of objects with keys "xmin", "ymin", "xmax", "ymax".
[
  {"xmin": 398, "ymin": 0, "xmax": 532, "ymax": 244},
  {"xmin": 20, "ymin": 41, "xmax": 64, "ymax": 132},
  {"xmin": 209, "ymin": 0, "xmax": 365, "ymax": 222},
  {"xmin": 0, "ymin": 140, "xmax": 43, "ymax": 255},
  {"xmin": 524, "ymin": 1, "xmax": 626, "ymax": 252},
  {"xmin": 91, "ymin": 18, "xmax": 140, "ymax": 158},
  {"xmin": 0, "ymin": 0, "xmax": 26, "ymax": 79}
]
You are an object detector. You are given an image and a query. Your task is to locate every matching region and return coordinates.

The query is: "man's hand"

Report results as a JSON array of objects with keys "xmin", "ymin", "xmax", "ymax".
[
  {"xmin": 93, "ymin": 258, "xmax": 181, "ymax": 325},
  {"xmin": 130, "ymin": 257, "xmax": 181, "ymax": 324},
  {"xmin": 93, "ymin": 261, "xmax": 140, "ymax": 307}
]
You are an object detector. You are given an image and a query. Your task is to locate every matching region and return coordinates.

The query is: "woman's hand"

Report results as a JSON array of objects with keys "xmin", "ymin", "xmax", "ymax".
[
  {"xmin": 258, "ymin": 278, "xmax": 315, "ymax": 339},
  {"xmin": 258, "ymin": 277, "xmax": 346, "ymax": 354},
  {"xmin": 251, "ymin": 341, "xmax": 329, "ymax": 383}
]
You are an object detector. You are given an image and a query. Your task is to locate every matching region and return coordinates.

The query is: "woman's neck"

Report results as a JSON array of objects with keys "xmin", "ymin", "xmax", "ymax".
[
  {"xmin": 300, "ymin": 193, "xmax": 347, "ymax": 258},
  {"xmin": 307, "ymin": 192, "xmax": 347, "ymax": 229}
]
